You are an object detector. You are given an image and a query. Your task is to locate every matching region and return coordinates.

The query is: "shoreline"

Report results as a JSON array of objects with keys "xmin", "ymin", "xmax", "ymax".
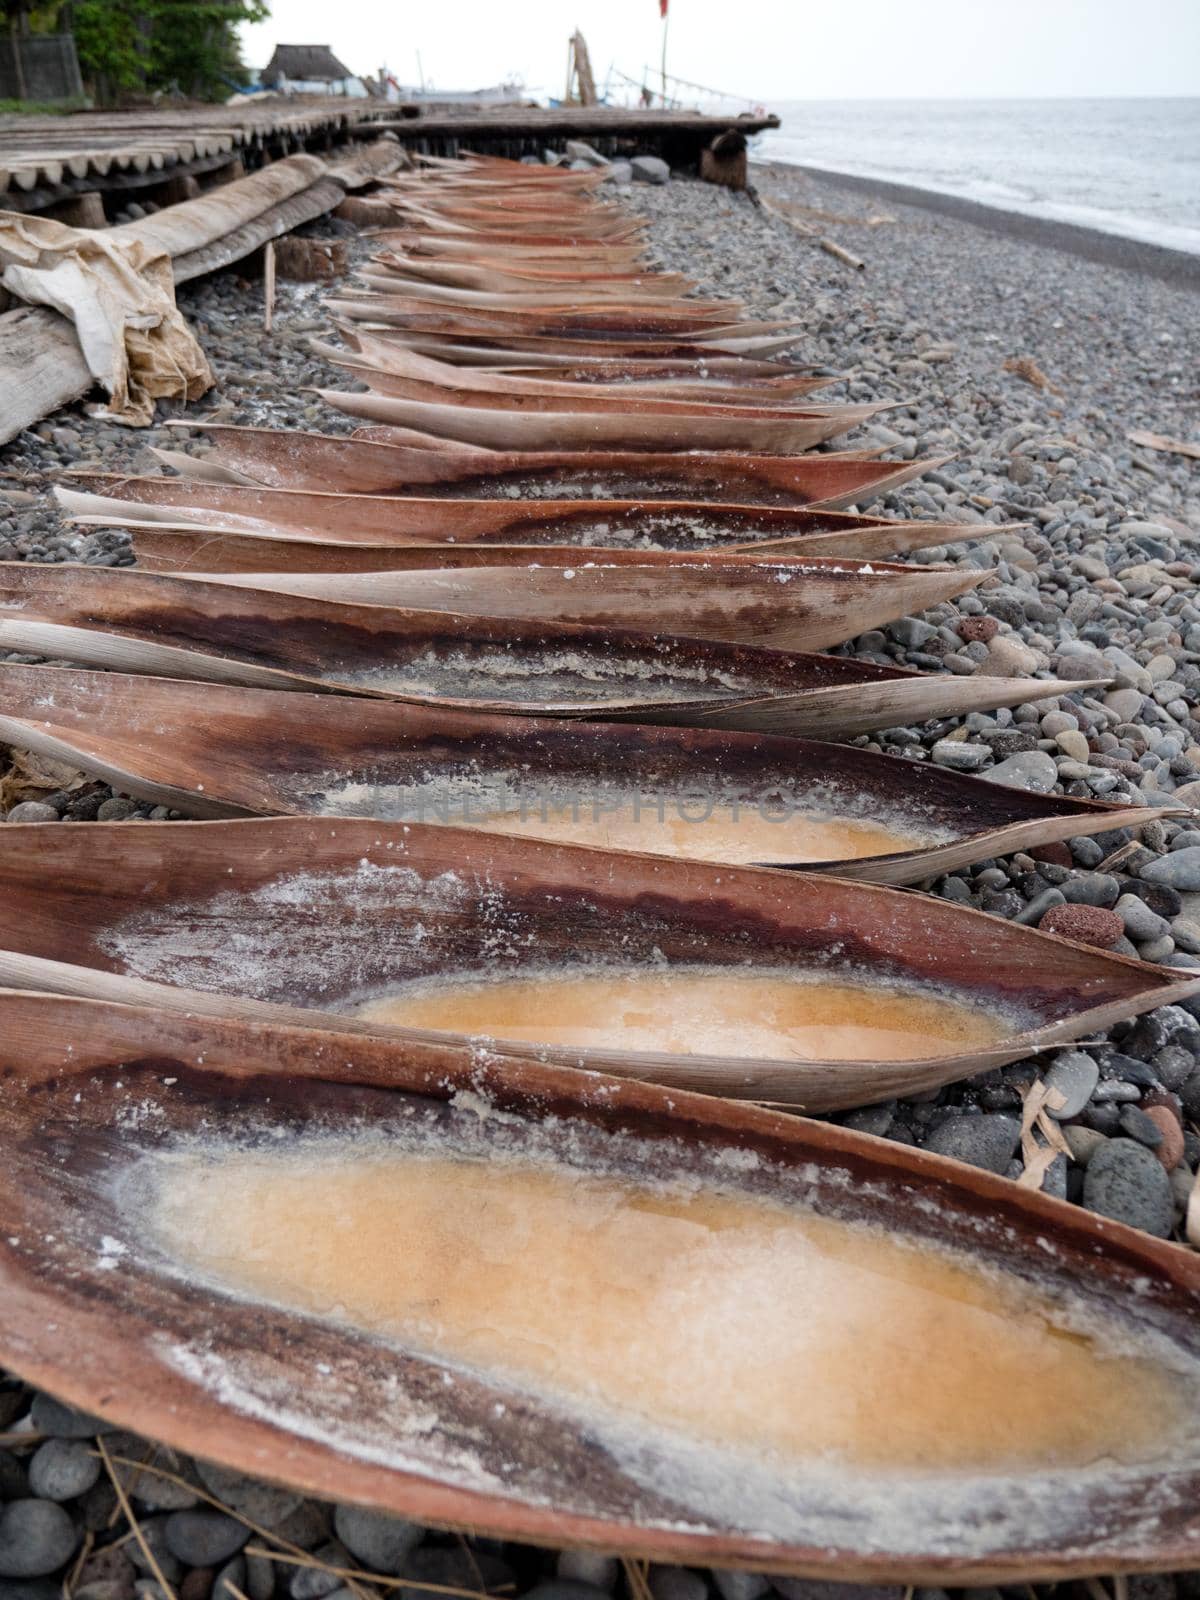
[{"xmin": 753, "ymin": 158, "xmax": 1200, "ymax": 289}]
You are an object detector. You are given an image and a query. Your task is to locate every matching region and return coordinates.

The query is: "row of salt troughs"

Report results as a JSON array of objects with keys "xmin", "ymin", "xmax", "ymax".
[{"xmin": 0, "ymin": 150, "xmax": 1198, "ymax": 1581}]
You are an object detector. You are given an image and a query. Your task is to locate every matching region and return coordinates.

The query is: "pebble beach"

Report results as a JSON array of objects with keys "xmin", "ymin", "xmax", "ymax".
[{"xmin": 0, "ymin": 154, "xmax": 1199, "ymax": 1593}]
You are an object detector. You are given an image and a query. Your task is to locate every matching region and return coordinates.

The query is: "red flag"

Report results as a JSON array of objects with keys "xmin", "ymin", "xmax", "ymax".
[{"xmin": 660, "ymin": 0, "xmax": 668, "ymax": 16}]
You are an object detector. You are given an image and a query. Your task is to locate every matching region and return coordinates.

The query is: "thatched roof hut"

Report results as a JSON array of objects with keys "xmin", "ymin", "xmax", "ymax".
[{"xmin": 263, "ymin": 45, "xmax": 354, "ymax": 88}]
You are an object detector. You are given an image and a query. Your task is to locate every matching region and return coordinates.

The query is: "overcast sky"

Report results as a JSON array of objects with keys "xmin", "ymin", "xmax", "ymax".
[{"xmin": 239, "ymin": 0, "xmax": 1200, "ymax": 102}]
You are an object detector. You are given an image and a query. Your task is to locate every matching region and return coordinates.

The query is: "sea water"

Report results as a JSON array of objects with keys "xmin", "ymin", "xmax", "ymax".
[{"xmin": 756, "ymin": 98, "xmax": 1200, "ymax": 255}]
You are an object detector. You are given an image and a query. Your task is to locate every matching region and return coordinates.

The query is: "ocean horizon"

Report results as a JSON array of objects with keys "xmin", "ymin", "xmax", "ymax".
[{"xmin": 752, "ymin": 96, "xmax": 1200, "ymax": 257}]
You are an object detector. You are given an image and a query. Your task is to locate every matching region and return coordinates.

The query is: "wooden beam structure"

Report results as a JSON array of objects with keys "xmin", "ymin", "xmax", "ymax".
[
  {"xmin": 0, "ymin": 98, "xmax": 383, "ymax": 215},
  {"xmin": 359, "ymin": 106, "xmax": 780, "ymax": 171}
]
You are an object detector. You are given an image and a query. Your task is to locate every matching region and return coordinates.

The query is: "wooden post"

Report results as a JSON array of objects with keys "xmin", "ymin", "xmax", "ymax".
[
  {"xmin": 700, "ymin": 129, "xmax": 748, "ymax": 190},
  {"xmin": 46, "ymin": 192, "xmax": 107, "ymax": 228},
  {"xmin": 10, "ymin": 21, "xmax": 27, "ymax": 101},
  {"xmin": 274, "ymin": 236, "xmax": 349, "ymax": 281},
  {"xmin": 263, "ymin": 240, "xmax": 276, "ymax": 333}
]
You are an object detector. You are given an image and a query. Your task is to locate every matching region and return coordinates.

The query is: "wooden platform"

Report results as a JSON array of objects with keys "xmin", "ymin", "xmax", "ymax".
[
  {"xmin": 358, "ymin": 105, "xmax": 781, "ymax": 168},
  {"xmin": 0, "ymin": 99, "xmax": 381, "ymax": 214},
  {"xmin": 0, "ymin": 102, "xmax": 779, "ymax": 216}
]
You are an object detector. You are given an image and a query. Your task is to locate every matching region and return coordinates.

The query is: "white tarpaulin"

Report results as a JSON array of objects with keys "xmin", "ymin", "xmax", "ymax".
[{"xmin": 0, "ymin": 211, "xmax": 212, "ymax": 427}]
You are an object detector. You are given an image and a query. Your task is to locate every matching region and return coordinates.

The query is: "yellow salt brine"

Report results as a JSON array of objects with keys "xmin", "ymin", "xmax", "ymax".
[
  {"xmin": 150, "ymin": 1145, "xmax": 1189, "ymax": 1475},
  {"xmin": 355, "ymin": 967, "xmax": 1009, "ymax": 1061},
  {"xmin": 465, "ymin": 798, "xmax": 935, "ymax": 864}
]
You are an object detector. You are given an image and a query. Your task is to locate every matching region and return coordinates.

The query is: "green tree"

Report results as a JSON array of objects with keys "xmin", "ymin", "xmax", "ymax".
[{"xmin": 70, "ymin": 0, "xmax": 269, "ymax": 102}]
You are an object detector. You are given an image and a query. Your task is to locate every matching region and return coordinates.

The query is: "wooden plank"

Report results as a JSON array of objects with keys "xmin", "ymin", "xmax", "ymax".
[
  {"xmin": 0, "ymin": 306, "xmax": 92, "ymax": 446},
  {"xmin": 366, "ymin": 108, "xmax": 780, "ymax": 137},
  {"xmin": 169, "ymin": 177, "xmax": 347, "ymax": 283}
]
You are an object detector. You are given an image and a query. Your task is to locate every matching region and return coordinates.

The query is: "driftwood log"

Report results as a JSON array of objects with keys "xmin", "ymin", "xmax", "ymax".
[{"xmin": 0, "ymin": 142, "xmax": 403, "ymax": 444}]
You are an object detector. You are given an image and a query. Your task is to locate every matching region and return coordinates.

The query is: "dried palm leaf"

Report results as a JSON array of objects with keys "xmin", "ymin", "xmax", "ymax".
[
  {"xmin": 0, "ymin": 564, "xmax": 1092, "ymax": 735},
  {"xmin": 327, "ymin": 313, "xmax": 807, "ymax": 359},
  {"xmin": 361, "ymin": 336, "xmax": 799, "ymax": 376},
  {"xmin": 118, "ymin": 525, "xmax": 983, "ymax": 574},
  {"xmin": 0, "ymin": 815, "xmax": 1191, "ymax": 1104},
  {"xmin": 0, "ymin": 664, "xmax": 1172, "ymax": 886},
  {"xmin": 321, "ymin": 362, "xmax": 885, "ymax": 442},
  {"xmin": 57, "ymin": 474, "xmax": 978, "ymax": 561},
  {"xmin": 182, "ymin": 549, "xmax": 983, "ymax": 652},
  {"xmin": 328, "ymin": 333, "xmax": 834, "ymax": 402},
  {"xmin": 354, "ymin": 268, "xmax": 740, "ymax": 315},
  {"xmin": 159, "ymin": 422, "xmax": 944, "ymax": 508},
  {"xmin": 3, "ymin": 988, "xmax": 1200, "ymax": 1578}
]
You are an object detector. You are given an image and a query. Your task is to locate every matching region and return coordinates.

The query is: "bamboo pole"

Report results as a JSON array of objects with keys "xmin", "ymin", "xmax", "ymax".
[{"xmin": 263, "ymin": 240, "xmax": 276, "ymax": 332}]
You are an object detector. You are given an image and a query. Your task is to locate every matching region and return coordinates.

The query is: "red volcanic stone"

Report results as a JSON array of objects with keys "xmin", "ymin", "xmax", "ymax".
[
  {"xmin": 1029, "ymin": 840, "xmax": 1073, "ymax": 868},
  {"xmin": 959, "ymin": 616, "xmax": 1000, "ymax": 643},
  {"xmin": 1037, "ymin": 903, "xmax": 1124, "ymax": 948},
  {"xmin": 1143, "ymin": 1104, "xmax": 1185, "ymax": 1171}
]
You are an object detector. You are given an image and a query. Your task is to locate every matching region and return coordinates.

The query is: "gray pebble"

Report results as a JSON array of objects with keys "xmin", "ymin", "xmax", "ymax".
[
  {"xmin": 270, "ymin": 1501, "xmax": 330, "ymax": 1552},
  {"xmin": 245, "ymin": 1553, "xmax": 275, "ymax": 1600},
  {"xmin": 557, "ymin": 1555, "xmax": 618, "ymax": 1590},
  {"xmin": 1115, "ymin": 893, "xmax": 1171, "ymax": 942},
  {"xmin": 1083, "ymin": 1138, "xmax": 1174, "ymax": 1236},
  {"xmin": 524, "ymin": 1585, "xmax": 616, "ymax": 1600},
  {"xmin": 1155, "ymin": 1045, "xmax": 1197, "ymax": 1090},
  {"xmin": 0, "ymin": 1502, "xmax": 78, "ymax": 1577},
  {"xmin": 78, "ymin": 1483, "xmax": 120, "ymax": 1535},
  {"xmin": 74, "ymin": 1572, "xmax": 131, "ymax": 1600},
  {"xmin": 117, "ymin": 1446, "xmax": 200, "ymax": 1512},
  {"xmin": 3, "ymin": 803, "xmax": 58, "ymax": 824},
  {"xmin": 331, "ymin": 1507, "xmax": 420, "ymax": 1575},
  {"xmin": 1063, "ymin": 1125, "xmax": 1108, "ymax": 1165},
  {"xmin": 1016, "ymin": 887, "xmax": 1065, "ymax": 925},
  {"xmin": 28, "ymin": 1395, "xmax": 114, "ymax": 1441},
  {"xmin": 214, "ymin": 1558, "xmax": 246, "ymax": 1600},
  {"xmin": 631, "ymin": 155, "xmax": 670, "ymax": 185},
  {"xmin": 843, "ymin": 1103, "xmax": 894, "ymax": 1137},
  {"xmin": 649, "ymin": 1570, "xmax": 708, "ymax": 1600},
  {"xmin": 0, "ymin": 1582, "xmax": 59, "ymax": 1600},
  {"xmin": 923, "ymin": 1114, "xmax": 1021, "ymax": 1174},
  {"xmin": 1070, "ymin": 837, "xmax": 1104, "ymax": 868},
  {"xmin": 398, "ymin": 1547, "xmax": 512, "ymax": 1600},
  {"xmin": 163, "ymin": 1511, "xmax": 249, "ymax": 1568},
  {"xmin": 1118, "ymin": 1104, "xmax": 1165, "ymax": 1148},
  {"xmin": 1170, "ymin": 1164, "xmax": 1196, "ymax": 1215},
  {"xmin": 1093, "ymin": 1079, "xmax": 1143, "ymax": 1103},
  {"xmin": 96, "ymin": 799, "xmax": 138, "ymax": 822},
  {"xmin": 290, "ymin": 1545, "xmax": 347, "ymax": 1600},
  {"xmin": 982, "ymin": 751, "xmax": 1059, "ymax": 792},
  {"xmin": 710, "ymin": 1576, "xmax": 769, "ymax": 1600},
  {"xmin": 193, "ymin": 1462, "xmax": 301, "ymax": 1527},
  {"xmin": 27, "ymin": 1439, "xmax": 101, "ymax": 1501},
  {"xmin": 1140, "ymin": 846, "xmax": 1200, "ymax": 891},
  {"xmin": 930, "ymin": 739, "xmax": 990, "ymax": 772},
  {"xmin": 0, "ymin": 1454, "xmax": 26, "ymax": 1500},
  {"xmin": 1061, "ymin": 873, "xmax": 1120, "ymax": 907},
  {"xmin": 1043, "ymin": 1052, "xmax": 1100, "ymax": 1119}
]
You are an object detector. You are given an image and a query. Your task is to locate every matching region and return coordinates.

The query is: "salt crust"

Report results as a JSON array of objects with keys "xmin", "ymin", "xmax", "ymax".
[{"xmin": 92, "ymin": 1086, "xmax": 1200, "ymax": 1562}]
